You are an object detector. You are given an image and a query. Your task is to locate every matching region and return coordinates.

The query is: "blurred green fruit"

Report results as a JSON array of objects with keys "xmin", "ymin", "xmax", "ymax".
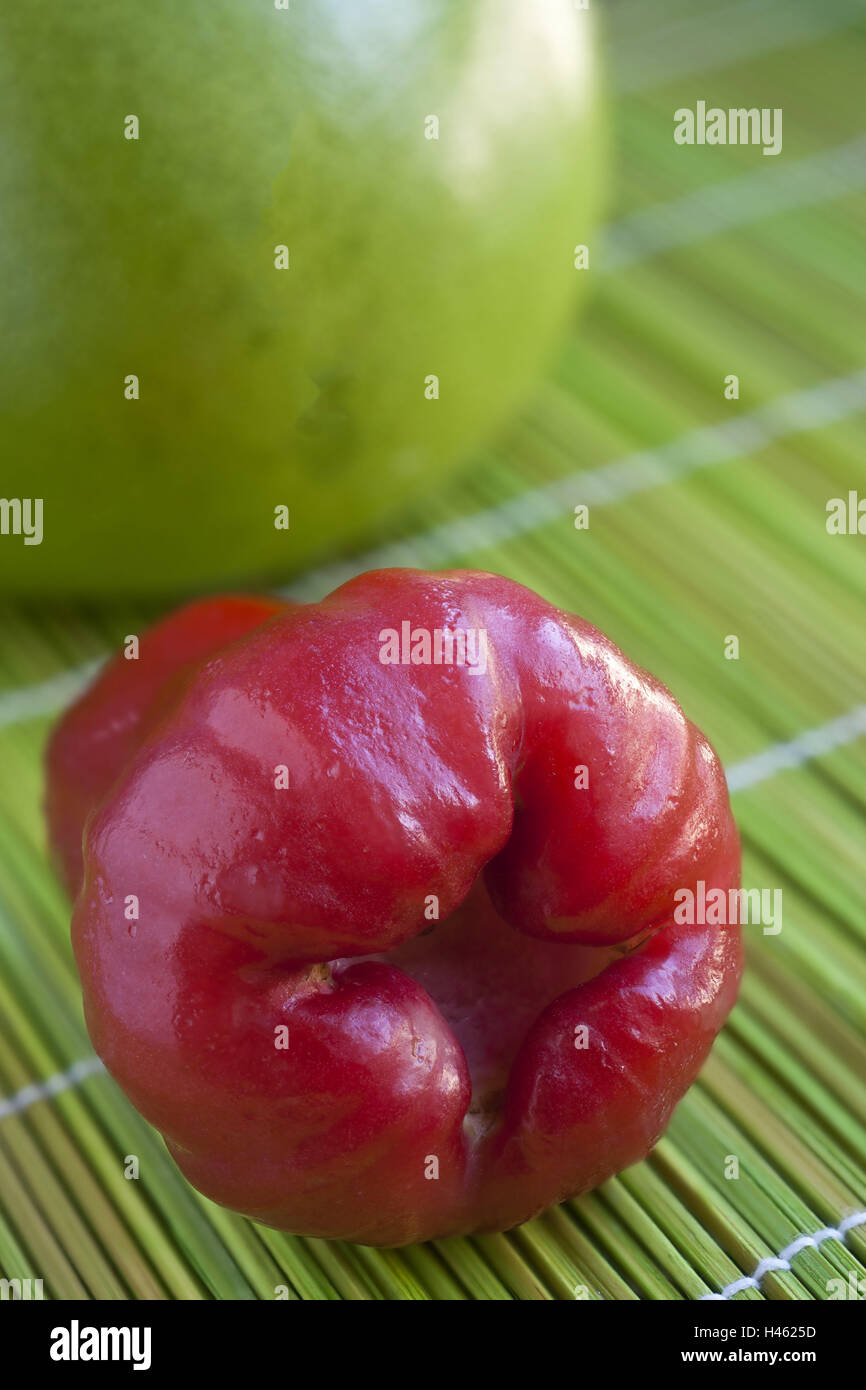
[{"xmin": 0, "ymin": 2, "xmax": 602, "ymax": 595}]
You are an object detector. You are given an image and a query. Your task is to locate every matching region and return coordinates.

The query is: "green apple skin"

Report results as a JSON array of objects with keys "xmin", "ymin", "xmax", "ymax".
[{"xmin": 0, "ymin": 2, "xmax": 602, "ymax": 595}]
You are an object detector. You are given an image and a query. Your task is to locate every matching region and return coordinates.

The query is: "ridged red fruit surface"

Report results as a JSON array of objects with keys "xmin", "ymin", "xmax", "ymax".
[{"xmin": 47, "ymin": 571, "xmax": 742, "ymax": 1245}]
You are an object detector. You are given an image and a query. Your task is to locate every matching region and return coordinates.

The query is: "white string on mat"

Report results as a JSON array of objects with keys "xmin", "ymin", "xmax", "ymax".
[
  {"xmin": 609, "ymin": 0, "xmax": 862, "ymax": 96},
  {"xmin": 0, "ymin": 1056, "xmax": 105, "ymax": 1120},
  {"xmin": 699, "ymin": 1212, "xmax": 866, "ymax": 1300},
  {"xmin": 725, "ymin": 706, "xmax": 866, "ymax": 792},
  {"xmin": 282, "ymin": 369, "xmax": 866, "ymax": 603},
  {"xmin": 601, "ymin": 134, "xmax": 866, "ymax": 270}
]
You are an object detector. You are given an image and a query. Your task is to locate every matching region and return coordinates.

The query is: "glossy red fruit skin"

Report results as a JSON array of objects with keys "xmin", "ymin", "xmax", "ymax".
[
  {"xmin": 45, "ymin": 595, "xmax": 287, "ymax": 898},
  {"xmin": 48, "ymin": 570, "xmax": 742, "ymax": 1246}
]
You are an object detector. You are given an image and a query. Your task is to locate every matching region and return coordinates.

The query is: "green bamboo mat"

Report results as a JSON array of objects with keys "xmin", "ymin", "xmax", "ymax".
[{"xmin": 1, "ymin": 0, "xmax": 865, "ymax": 1300}]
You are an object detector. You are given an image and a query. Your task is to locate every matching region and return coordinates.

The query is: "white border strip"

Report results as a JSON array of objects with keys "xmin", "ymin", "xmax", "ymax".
[{"xmin": 700, "ymin": 1211, "xmax": 866, "ymax": 1300}]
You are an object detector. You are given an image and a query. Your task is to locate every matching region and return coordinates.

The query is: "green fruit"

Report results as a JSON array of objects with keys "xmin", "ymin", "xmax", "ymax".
[{"xmin": 0, "ymin": 2, "xmax": 602, "ymax": 594}]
